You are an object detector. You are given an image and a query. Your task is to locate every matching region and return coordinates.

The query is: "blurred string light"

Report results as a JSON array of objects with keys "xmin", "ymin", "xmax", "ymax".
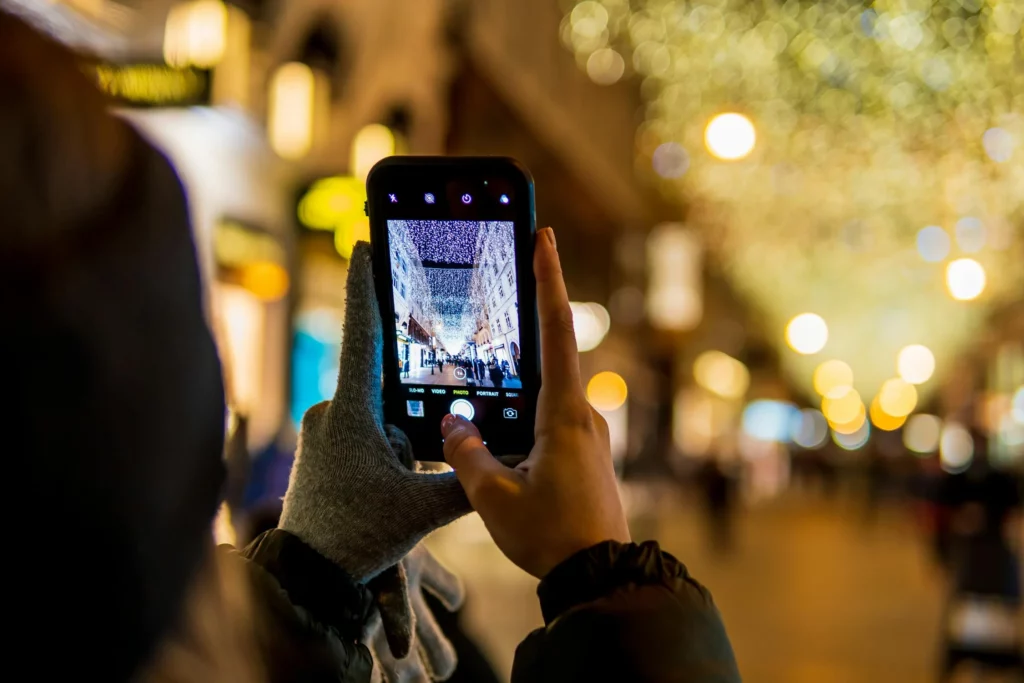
[
  {"xmin": 1013, "ymin": 386, "xmax": 1024, "ymax": 424},
  {"xmin": 587, "ymin": 371, "xmax": 628, "ymax": 411},
  {"xmin": 954, "ymin": 217, "xmax": 987, "ymax": 253},
  {"xmin": 164, "ymin": 0, "xmax": 228, "ymax": 68},
  {"xmin": 791, "ymin": 408, "xmax": 828, "ymax": 449},
  {"xmin": 786, "ymin": 313, "xmax": 828, "ymax": 355},
  {"xmin": 904, "ymin": 414, "xmax": 942, "ymax": 454},
  {"xmin": 983, "ymin": 127, "xmax": 1016, "ymax": 163},
  {"xmin": 813, "ymin": 359, "xmax": 853, "ymax": 398},
  {"xmin": 563, "ymin": 0, "xmax": 1024, "ymax": 401},
  {"xmin": 916, "ymin": 226, "xmax": 951, "ymax": 263},
  {"xmin": 704, "ymin": 113, "xmax": 756, "ymax": 160},
  {"xmin": 945, "ymin": 258, "xmax": 987, "ymax": 301},
  {"xmin": 878, "ymin": 377, "xmax": 917, "ymax": 417},
  {"xmin": 693, "ymin": 350, "xmax": 749, "ymax": 399},
  {"xmin": 897, "ymin": 344, "xmax": 935, "ymax": 385},
  {"xmin": 833, "ymin": 419, "xmax": 870, "ymax": 451},
  {"xmin": 652, "ymin": 142, "xmax": 690, "ymax": 178},
  {"xmin": 869, "ymin": 395, "xmax": 906, "ymax": 432},
  {"xmin": 742, "ymin": 400, "xmax": 798, "ymax": 442},
  {"xmin": 822, "ymin": 388, "xmax": 863, "ymax": 427},
  {"xmin": 268, "ymin": 62, "xmax": 314, "ymax": 159},
  {"xmin": 570, "ymin": 302, "xmax": 611, "ymax": 352},
  {"xmin": 940, "ymin": 422, "xmax": 974, "ymax": 473},
  {"xmin": 586, "ymin": 47, "xmax": 626, "ymax": 85}
]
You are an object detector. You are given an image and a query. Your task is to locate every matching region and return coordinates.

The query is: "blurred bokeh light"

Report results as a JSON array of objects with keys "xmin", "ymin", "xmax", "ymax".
[
  {"xmin": 945, "ymin": 258, "xmax": 987, "ymax": 301},
  {"xmin": 586, "ymin": 371, "xmax": 628, "ymax": 411},
  {"xmin": 786, "ymin": 313, "xmax": 828, "ymax": 355},
  {"xmin": 896, "ymin": 345, "xmax": 935, "ymax": 385},
  {"xmin": 704, "ymin": 113, "xmax": 756, "ymax": 161}
]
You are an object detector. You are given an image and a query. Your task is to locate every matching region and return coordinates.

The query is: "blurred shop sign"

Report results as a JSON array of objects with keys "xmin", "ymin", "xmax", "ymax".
[
  {"xmin": 214, "ymin": 219, "xmax": 288, "ymax": 302},
  {"xmin": 90, "ymin": 63, "xmax": 212, "ymax": 108},
  {"xmin": 296, "ymin": 176, "xmax": 370, "ymax": 260}
]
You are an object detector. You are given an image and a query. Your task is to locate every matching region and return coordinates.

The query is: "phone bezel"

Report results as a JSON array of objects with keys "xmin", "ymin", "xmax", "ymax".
[{"xmin": 366, "ymin": 156, "xmax": 539, "ymax": 461}]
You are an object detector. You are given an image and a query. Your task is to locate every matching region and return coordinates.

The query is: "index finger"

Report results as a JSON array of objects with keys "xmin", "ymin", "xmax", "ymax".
[{"xmin": 533, "ymin": 228, "xmax": 582, "ymax": 395}]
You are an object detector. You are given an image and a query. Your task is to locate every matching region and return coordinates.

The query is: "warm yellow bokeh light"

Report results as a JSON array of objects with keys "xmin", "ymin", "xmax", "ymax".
[
  {"xmin": 351, "ymin": 124, "xmax": 396, "ymax": 182},
  {"xmin": 704, "ymin": 113, "xmax": 756, "ymax": 160},
  {"xmin": 897, "ymin": 345, "xmax": 936, "ymax": 385},
  {"xmin": 813, "ymin": 359, "xmax": 853, "ymax": 399},
  {"xmin": 945, "ymin": 258, "xmax": 986, "ymax": 301},
  {"xmin": 822, "ymin": 388, "xmax": 862, "ymax": 426},
  {"xmin": 869, "ymin": 396, "xmax": 907, "ymax": 432},
  {"xmin": 587, "ymin": 371, "xmax": 628, "ymax": 412},
  {"xmin": 878, "ymin": 378, "xmax": 917, "ymax": 417},
  {"xmin": 693, "ymin": 350, "xmax": 750, "ymax": 400},
  {"xmin": 268, "ymin": 62, "xmax": 315, "ymax": 159},
  {"xmin": 830, "ymin": 402, "xmax": 866, "ymax": 435},
  {"xmin": 786, "ymin": 313, "xmax": 828, "ymax": 355},
  {"xmin": 239, "ymin": 261, "xmax": 289, "ymax": 302}
]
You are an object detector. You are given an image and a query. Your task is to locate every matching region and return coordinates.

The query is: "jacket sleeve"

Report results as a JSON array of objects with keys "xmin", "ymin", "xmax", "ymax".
[
  {"xmin": 511, "ymin": 541, "xmax": 741, "ymax": 683},
  {"xmin": 234, "ymin": 529, "xmax": 375, "ymax": 683}
]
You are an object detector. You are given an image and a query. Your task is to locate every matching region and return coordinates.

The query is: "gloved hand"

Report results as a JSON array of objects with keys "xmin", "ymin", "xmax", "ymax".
[
  {"xmin": 278, "ymin": 241, "xmax": 471, "ymax": 582},
  {"xmin": 365, "ymin": 544, "xmax": 465, "ymax": 683}
]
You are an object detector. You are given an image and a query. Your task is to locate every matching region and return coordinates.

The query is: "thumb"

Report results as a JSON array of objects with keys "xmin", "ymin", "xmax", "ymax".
[
  {"xmin": 441, "ymin": 415, "xmax": 519, "ymax": 506},
  {"xmin": 333, "ymin": 241, "xmax": 384, "ymax": 423}
]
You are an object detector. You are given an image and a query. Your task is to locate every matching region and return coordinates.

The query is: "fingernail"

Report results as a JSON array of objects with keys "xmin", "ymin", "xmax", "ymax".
[
  {"xmin": 542, "ymin": 227, "xmax": 556, "ymax": 250},
  {"xmin": 441, "ymin": 414, "xmax": 457, "ymax": 436}
]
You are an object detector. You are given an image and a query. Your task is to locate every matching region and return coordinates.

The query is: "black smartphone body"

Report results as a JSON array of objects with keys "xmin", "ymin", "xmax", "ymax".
[{"xmin": 367, "ymin": 157, "xmax": 538, "ymax": 461}]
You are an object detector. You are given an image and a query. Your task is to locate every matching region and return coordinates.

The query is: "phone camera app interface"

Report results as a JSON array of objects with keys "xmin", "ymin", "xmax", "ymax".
[{"xmin": 388, "ymin": 220, "xmax": 523, "ymax": 391}]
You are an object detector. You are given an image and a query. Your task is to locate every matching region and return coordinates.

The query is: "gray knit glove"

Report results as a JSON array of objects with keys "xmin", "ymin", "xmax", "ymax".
[
  {"xmin": 278, "ymin": 241, "xmax": 471, "ymax": 582},
  {"xmin": 365, "ymin": 544, "xmax": 464, "ymax": 683}
]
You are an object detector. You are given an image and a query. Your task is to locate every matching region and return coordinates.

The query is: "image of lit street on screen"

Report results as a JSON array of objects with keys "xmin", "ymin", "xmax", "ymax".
[{"xmin": 388, "ymin": 220, "xmax": 522, "ymax": 389}]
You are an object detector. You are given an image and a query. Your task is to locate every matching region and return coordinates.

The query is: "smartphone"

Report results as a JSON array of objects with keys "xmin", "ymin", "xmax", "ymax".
[{"xmin": 367, "ymin": 157, "xmax": 538, "ymax": 461}]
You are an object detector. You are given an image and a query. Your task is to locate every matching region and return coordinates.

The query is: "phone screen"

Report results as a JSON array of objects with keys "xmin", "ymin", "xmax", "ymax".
[{"xmin": 369, "ymin": 158, "xmax": 537, "ymax": 460}]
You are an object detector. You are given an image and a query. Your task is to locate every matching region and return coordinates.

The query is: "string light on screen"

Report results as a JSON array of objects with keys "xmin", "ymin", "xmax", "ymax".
[{"xmin": 387, "ymin": 221, "xmax": 515, "ymax": 354}]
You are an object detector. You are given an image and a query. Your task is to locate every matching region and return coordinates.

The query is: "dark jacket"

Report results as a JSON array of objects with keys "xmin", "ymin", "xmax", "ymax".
[{"xmin": 240, "ymin": 530, "xmax": 740, "ymax": 682}]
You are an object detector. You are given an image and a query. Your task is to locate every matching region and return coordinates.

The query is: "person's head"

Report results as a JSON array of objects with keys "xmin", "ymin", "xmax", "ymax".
[{"xmin": 1, "ymin": 12, "xmax": 226, "ymax": 679}]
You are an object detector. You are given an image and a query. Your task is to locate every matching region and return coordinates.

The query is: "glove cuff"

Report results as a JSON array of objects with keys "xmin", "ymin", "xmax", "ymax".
[{"xmin": 243, "ymin": 529, "xmax": 374, "ymax": 639}]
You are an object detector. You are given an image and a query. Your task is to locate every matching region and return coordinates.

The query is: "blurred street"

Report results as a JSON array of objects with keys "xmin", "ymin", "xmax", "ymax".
[{"xmin": 429, "ymin": 489, "xmax": 947, "ymax": 683}]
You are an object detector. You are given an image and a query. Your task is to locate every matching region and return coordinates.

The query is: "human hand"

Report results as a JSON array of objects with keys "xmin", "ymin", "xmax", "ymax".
[
  {"xmin": 441, "ymin": 228, "xmax": 631, "ymax": 579},
  {"xmin": 365, "ymin": 544, "xmax": 464, "ymax": 682},
  {"xmin": 278, "ymin": 242, "xmax": 471, "ymax": 582}
]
